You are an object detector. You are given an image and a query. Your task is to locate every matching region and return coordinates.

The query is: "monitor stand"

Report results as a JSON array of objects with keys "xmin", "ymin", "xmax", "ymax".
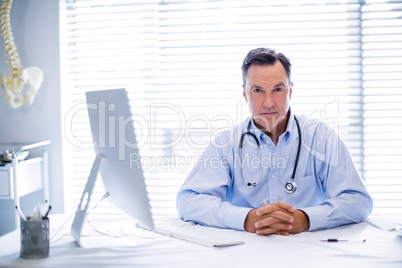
[{"xmin": 70, "ymin": 154, "xmax": 105, "ymax": 247}]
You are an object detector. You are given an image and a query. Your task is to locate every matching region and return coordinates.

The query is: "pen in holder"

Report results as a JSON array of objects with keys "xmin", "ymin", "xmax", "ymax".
[{"xmin": 20, "ymin": 217, "xmax": 50, "ymax": 259}]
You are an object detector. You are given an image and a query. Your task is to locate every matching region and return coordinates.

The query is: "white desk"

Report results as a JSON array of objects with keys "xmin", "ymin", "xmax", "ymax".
[{"xmin": 0, "ymin": 214, "xmax": 401, "ymax": 268}]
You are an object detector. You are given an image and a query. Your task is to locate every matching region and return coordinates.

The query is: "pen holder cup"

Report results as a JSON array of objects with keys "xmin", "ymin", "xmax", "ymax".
[{"xmin": 20, "ymin": 217, "xmax": 50, "ymax": 259}]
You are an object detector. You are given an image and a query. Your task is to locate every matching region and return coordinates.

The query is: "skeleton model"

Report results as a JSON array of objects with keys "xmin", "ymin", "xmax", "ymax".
[{"xmin": 0, "ymin": 0, "xmax": 43, "ymax": 109}]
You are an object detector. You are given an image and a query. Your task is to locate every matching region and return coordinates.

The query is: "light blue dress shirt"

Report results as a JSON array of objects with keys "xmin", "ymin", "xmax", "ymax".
[{"xmin": 176, "ymin": 110, "xmax": 373, "ymax": 231}]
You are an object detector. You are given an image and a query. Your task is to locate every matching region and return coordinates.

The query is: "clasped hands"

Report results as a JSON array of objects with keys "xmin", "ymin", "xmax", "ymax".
[{"xmin": 244, "ymin": 202, "xmax": 310, "ymax": 235}]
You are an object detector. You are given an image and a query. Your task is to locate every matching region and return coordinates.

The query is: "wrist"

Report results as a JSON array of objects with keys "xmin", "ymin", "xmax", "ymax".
[
  {"xmin": 244, "ymin": 208, "xmax": 257, "ymax": 233},
  {"xmin": 298, "ymin": 209, "xmax": 310, "ymax": 231}
]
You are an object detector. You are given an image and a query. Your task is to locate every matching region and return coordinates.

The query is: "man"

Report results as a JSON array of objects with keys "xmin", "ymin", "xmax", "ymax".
[{"xmin": 176, "ymin": 48, "xmax": 373, "ymax": 235}]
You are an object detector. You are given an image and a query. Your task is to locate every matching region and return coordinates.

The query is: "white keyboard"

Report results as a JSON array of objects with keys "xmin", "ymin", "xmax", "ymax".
[{"xmin": 138, "ymin": 223, "xmax": 245, "ymax": 247}]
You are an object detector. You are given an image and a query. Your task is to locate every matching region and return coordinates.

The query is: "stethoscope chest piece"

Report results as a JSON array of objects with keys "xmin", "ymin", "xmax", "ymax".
[{"xmin": 285, "ymin": 181, "xmax": 297, "ymax": 194}]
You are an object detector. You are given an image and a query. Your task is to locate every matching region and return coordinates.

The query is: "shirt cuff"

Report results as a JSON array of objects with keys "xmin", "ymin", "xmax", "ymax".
[
  {"xmin": 299, "ymin": 206, "xmax": 329, "ymax": 231},
  {"xmin": 223, "ymin": 206, "xmax": 252, "ymax": 231}
]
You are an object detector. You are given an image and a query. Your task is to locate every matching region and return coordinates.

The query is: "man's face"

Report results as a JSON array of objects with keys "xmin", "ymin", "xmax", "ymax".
[{"xmin": 243, "ymin": 62, "xmax": 293, "ymax": 133}]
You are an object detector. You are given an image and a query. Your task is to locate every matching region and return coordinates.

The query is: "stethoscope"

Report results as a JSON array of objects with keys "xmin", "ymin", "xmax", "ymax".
[{"xmin": 238, "ymin": 115, "xmax": 302, "ymax": 193}]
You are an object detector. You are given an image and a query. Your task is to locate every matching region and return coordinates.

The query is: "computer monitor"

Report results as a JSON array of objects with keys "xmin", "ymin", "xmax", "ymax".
[{"xmin": 71, "ymin": 88, "xmax": 154, "ymax": 246}]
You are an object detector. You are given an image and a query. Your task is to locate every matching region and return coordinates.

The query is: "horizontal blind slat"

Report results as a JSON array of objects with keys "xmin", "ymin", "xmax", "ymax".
[{"xmin": 60, "ymin": 0, "xmax": 402, "ymax": 218}]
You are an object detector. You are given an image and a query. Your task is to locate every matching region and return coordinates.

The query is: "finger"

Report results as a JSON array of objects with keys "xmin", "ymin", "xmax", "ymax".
[
  {"xmin": 270, "ymin": 210, "xmax": 294, "ymax": 223},
  {"xmin": 255, "ymin": 223, "xmax": 292, "ymax": 235},
  {"xmin": 256, "ymin": 208, "xmax": 294, "ymax": 224},
  {"xmin": 256, "ymin": 211, "xmax": 293, "ymax": 225},
  {"xmin": 255, "ymin": 226, "xmax": 277, "ymax": 236},
  {"xmin": 271, "ymin": 201, "xmax": 295, "ymax": 213},
  {"xmin": 255, "ymin": 218, "xmax": 293, "ymax": 231},
  {"xmin": 256, "ymin": 204, "xmax": 280, "ymax": 216},
  {"xmin": 257, "ymin": 202, "xmax": 294, "ymax": 216}
]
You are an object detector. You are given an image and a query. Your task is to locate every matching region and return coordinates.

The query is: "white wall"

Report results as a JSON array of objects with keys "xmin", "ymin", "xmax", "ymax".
[{"xmin": 0, "ymin": 0, "xmax": 64, "ymax": 212}]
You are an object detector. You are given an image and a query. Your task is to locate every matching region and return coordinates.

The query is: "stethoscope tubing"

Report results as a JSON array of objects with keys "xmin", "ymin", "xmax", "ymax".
[{"xmin": 239, "ymin": 115, "xmax": 302, "ymax": 191}]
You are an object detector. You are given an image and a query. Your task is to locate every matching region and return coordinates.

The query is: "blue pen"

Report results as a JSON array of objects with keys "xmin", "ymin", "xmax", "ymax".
[{"xmin": 321, "ymin": 239, "xmax": 366, "ymax": 243}]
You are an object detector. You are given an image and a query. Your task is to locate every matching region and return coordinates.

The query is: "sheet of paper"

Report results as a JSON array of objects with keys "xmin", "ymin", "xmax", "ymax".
[{"xmin": 367, "ymin": 215, "xmax": 402, "ymax": 231}]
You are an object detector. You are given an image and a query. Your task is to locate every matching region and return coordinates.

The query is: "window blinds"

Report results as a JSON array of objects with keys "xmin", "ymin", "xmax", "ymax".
[
  {"xmin": 362, "ymin": 1, "xmax": 402, "ymax": 214},
  {"xmin": 60, "ymin": 0, "xmax": 402, "ymax": 216}
]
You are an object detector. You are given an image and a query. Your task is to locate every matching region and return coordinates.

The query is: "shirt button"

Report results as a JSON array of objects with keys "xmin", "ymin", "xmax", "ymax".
[
  {"xmin": 272, "ymin": 174, "xmax": 276, "ymax": 179},
  {"xmin": 273, "ymin": 152, "xmax": 277, "ymax": 156},
  {"xmin": 272, "ymin": 196, "xmax": 276, "ymax": 201}
]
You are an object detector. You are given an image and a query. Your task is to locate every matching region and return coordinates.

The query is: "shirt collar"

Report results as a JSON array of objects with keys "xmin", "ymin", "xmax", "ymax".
[{"xmin": 247, "ymin": 108, "xmax": 295, "ymax": 145}]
